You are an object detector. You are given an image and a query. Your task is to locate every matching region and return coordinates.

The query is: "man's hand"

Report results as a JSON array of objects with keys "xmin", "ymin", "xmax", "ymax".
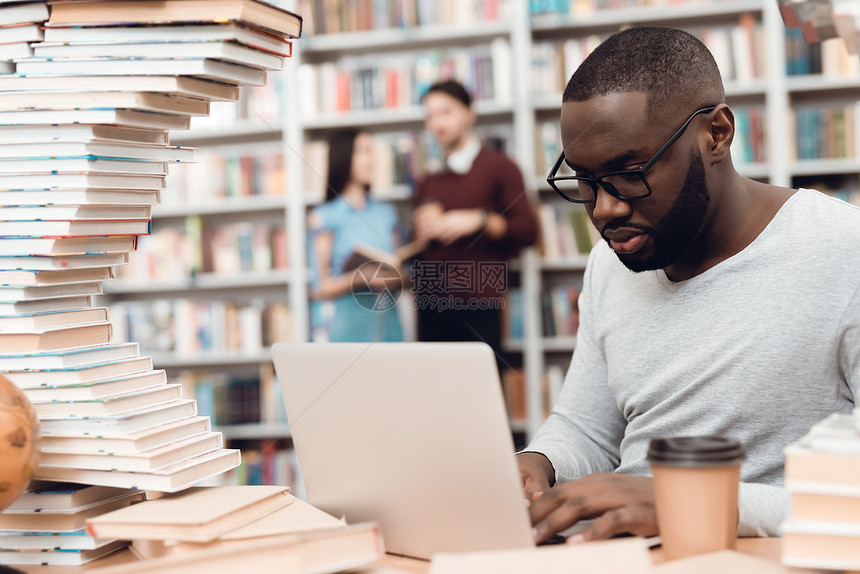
[
  {"xmin": 529, "ymin": 474, "xmax": 658, "ymax": 544},
  {"xmin": 517, "ymin": 452, "xmax": 554, "ymax": 507}
]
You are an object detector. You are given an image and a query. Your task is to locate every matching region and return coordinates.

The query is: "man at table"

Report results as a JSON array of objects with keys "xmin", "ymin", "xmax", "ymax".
[{"xmin": 518, "ymin": 26, "xmax": 860, "ymax": 543}]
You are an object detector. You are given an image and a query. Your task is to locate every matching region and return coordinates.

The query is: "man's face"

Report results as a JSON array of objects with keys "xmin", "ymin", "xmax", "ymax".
[
  {"xmin": 560, "ymin": 92, "xmax": 711, "ymax": 273},
  {"xmin": 423, "ymin": 91, "xmax": 475, "ymax": 151}
]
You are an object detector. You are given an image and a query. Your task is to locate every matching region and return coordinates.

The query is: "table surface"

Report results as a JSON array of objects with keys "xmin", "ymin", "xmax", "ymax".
[{"xmin": 11, "ymin": 537, "xmax": 790, "ymax": 574}]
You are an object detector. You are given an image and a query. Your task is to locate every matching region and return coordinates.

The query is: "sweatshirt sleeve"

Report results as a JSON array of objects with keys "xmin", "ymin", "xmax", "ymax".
[
  {"xmin": 522, "ymin": 252, "xmax": 627, "ymax": 482},
  {"xmin": 738, "ymin": 482, "xmax": 791, "ymax": 537}
]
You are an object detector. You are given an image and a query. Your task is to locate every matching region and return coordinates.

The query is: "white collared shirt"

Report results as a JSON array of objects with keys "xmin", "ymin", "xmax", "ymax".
[{"xmin": 446, "ymin": 136, "xmax": 481, "ymax": 174}]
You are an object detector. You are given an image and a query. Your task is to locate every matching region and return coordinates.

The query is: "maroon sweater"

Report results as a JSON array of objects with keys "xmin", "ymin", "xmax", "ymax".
[{"xmin": 414, "ymin": 147, "xmax": 538, "ymax": 299}]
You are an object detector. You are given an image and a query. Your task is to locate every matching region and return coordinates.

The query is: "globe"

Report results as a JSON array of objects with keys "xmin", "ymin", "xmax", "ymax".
[{"xmin": 0, "ymin": 374, "xmax": 40, "ymax": 511}]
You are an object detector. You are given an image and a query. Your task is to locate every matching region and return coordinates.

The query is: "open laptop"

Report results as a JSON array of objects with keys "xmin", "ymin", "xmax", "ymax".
[{"xmin": 272, "ymin": 342, "xmax": 535, "ymax": 559}]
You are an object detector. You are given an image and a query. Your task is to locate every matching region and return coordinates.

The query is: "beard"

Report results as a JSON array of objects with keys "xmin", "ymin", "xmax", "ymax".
[{"xmin": 612, "ymin": 149, "xmax": 710, "ymax": 273}]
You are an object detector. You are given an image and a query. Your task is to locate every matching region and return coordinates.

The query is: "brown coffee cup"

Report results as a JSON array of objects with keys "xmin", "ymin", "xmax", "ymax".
[{"xmin": 647, "ymin": 436, "xmax": 745, "ymax": 561}]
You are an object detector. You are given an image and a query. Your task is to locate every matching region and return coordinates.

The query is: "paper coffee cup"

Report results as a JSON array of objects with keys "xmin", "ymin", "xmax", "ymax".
[{"xmin": 647, "ymin": 436, "xmax": 745, "ymax": 561}]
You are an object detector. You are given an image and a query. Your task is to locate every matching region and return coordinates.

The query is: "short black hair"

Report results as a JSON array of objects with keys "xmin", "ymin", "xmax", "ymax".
[
  {"xmin": 563, "ymin": 26, "xmax": 725, "ymax": 119},
  {"xmin": 324, "ymin": 129, "xmax": 369, "ymax": 202},
  {"xmin": 422, "ymin": 79, "xmax": 472, "ymax": 108}
]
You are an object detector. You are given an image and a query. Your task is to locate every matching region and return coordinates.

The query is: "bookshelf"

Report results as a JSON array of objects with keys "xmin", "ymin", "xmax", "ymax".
[{"xmin": 99, "ymin": 0, "xmax": 860, "ymax": 453}]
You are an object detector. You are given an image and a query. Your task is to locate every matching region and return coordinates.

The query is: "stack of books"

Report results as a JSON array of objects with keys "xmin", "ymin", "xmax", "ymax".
[
  {"xmin": 0, "ymin": 0, "xmax": 47, "ymax": 73},
  {"xmin": 781, "ymin": 409, "xmax": 860, "ymax": 571},
  {"xmin": 83, "ymin": 486, "xmax": 383, "ymax": 573},
  {"xmin": 0, "ymin": 481, "xmax": 143, "ymax": 566},
  {"xmin": 0, "ymin": 0, "xmax": 302, "ymax": 565}
]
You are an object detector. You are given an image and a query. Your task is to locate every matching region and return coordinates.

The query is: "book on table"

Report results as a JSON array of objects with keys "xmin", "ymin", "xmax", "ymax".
[
  {"xmin": 0, "ymin": 539, "xmax": 128, "ymax": 566},
  {"xmin": 0, "ymin": 528, "xmax": 115, "ymax": 551},
  {"xmin": 0, "ymin": 189, "xmax": 161, "ymax": 206},
  {"xmin": 0, "ymin": 490, "xmax": 144, "ymax": 532},
  {"xmin": 86, "ymin": 485, "xmax": 292, "ymax": 542},
  {"xmin": 0, "ymin": 1, "xmax": 48, "ymax": 26},
  {"xmin": 6, "ymin": 482, "xmax": 136, "ymax": 512},
  {"xmin": 0, "ymin": 172, "xmax": 165, "ymax": 190}
]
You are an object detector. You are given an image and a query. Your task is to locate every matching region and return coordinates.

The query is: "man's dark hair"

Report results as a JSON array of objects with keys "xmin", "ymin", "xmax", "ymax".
[
  {"xmin": 325, "ymin": 129, "xmax": 369, "ymax": 202},
  {"xmin": 422, "ymin": 79, "xmax": 472, "ymax": 108},
  {"xmin": 563, "ymin": 26, "xmax": 725, "ymax": 119}
]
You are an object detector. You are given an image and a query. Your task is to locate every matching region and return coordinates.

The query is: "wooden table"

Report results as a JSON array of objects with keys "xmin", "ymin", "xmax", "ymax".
[{"xmin": 368, "ymin": 537, "xmax": 788, "ymax": 573}]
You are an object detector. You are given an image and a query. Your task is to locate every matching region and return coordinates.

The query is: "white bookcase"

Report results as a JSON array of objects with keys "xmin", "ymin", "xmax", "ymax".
[{"xmin": 98, "ymin": 0, "xmax": 860, "ymax": 453}]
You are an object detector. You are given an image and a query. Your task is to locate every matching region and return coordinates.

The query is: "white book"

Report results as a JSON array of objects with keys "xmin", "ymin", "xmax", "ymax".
[
  {"xmin": 0, "ymin": 320, "xmax": 111, "ymax": 352},
  {"xmin": 0, "ymin": 74, "xmax": 238, "ymax": 102},
  {"xmin": 22, "ymin": 369, "xmax": 167, "ymax": 402},
  {"xmin": 0, "ymin": 1, "xmax": 48, "ymax": 26},
  {"xmin": 0, "ymin": 189, "xmax": 160, "ymax": 205},
  {"xmin": 42, "ymin": 23, "xmax": 291, "ymax": 57},
  {"xmin": 0, "ymin": 90, "xmax": 209, "ymax": 116},
  {"xmin": 0, "ymin": 491, "xmax": 144, "ymax": 532},
  {"xmin": 35, "ymin": 448, "xmax": 241, "ymax": 493},
  {"xmin": 0, "ymin": 294, "xmax": 92, "ymax": 316},
  {"xmin": 0, "ymin": 529, "xmax": 113, "ymax": 551},
  {"xmin": 0, "ymin": 140, "xmax": 193, "ymax": 162},
  {"xmin": 16, "ymin": 57, "xmax": 266, "ymax": 86},
  {"xmin": 0, "ymin": 307, "xmax": 108, "ymax": 331},
  {"xmin": 0, "ymin": 125, "xmax": 168, "ymax": 145},
  {"xmin": 0, "ymin": 341, "xmax": 139, "ymax": 370},
  {"xmin": 0, "ymin": 266, "xmax": 114, "ymax": 286},
  {"xmin": 39, "ymin": 431, "xmax": 223, "ymax": 472},
  {"xmin": 6, "ymin": 483, "xmax": 135, "ymax": 512},
  {"xmin": 0, "ymin": 41, "xmax": 32, "ymax": 61},
  {"xmin": 0, "ymin": 218, "xmax": 151, "ymax": 237},
  {"xmin": 6, "ymin": 356, "xmax": 152, "ymax": 387},
  {"xmin": 0, "ymin": 173, "xmax": 164, "ymax": 191},
  {"xmin": 0, "ymin": 109, "xmax": 190, "ymax": 130},
  {"xmin": 32, "ymin": 383, "xmax": 182, "ymax": 418},
  {"xmin": 0, "ymin": 235, "xmax": 137, "ymax": 256},
  {"xmin": 0, "ymin": 281, "xmax": 103, "ymax": 299},
  {"xmin": 0, "ymin": 205, "xmax": 150, "ymax": 221},
  {"xmin": 39, "ymin": 415, "xmax": 209, "ymax": 453},
  {"xmin": 0, "ymin": 23, "xmax": 43, "ymax": 43},
  {"xmin": 32, "ymin": 40, "xmax": 285, "ymax": 71},
  {"xmin": 0, "ymin": 158, "xmax": 167, "ymax": 175},
  {"xmin": 38, "ymin": 398, "xmax": 196, "ymax": 436},
  {"xmin": 0, "ymin": 253, "xmax": 129, "ymax": 271},
  {"xmin": 0, "ymin": 539, "xmax": 127, "ymax": 565}
]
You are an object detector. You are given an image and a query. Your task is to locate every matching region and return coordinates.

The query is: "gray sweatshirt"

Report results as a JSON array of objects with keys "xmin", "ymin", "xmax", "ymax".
[{"xmin": 525, "ymin": 189, "xmax": 860, "ymax": 536}]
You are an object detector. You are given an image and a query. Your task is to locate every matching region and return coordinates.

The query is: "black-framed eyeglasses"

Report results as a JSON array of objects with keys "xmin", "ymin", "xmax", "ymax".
[{"xmin": 546, "ymin": 106, "xmax": 716, "ymax": 204}]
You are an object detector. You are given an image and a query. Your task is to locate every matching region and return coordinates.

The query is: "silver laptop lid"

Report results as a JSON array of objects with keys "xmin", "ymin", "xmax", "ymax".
[{"xmin": 273, "ymin": 342, "xmax": 534, "ymax": 559}]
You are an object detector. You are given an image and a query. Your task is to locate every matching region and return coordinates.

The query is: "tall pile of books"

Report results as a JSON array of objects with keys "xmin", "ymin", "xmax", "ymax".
[
  {"xmin": 0, "ymin": 0, "xmax": 301, "ymax": 566},
  {"xmin": 781, "ymin": 409, "xmax": 860, "ymax": 571}
]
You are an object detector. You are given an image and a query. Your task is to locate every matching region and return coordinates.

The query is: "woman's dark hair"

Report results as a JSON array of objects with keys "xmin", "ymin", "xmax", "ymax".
[{"xmin": 325, "ymin": 129, "xmax": 370, "ymax": 202}]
